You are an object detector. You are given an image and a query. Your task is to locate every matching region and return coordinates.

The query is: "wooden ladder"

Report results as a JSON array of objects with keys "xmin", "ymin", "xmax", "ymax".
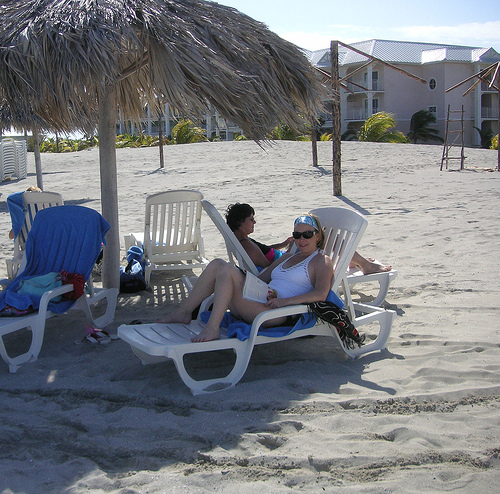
[{"xmin": 440, "ymin": 105, "xmax": 465, "ymax": 170}]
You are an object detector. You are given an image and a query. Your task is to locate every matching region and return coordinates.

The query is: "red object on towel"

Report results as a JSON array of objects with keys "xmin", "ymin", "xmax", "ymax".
[{"xmin": 60, "ymin": 271, "xmax": 86, "ymax": 300}]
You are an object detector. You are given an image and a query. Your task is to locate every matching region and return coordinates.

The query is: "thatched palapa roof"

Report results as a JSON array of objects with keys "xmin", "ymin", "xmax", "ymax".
[{"xmin": 0, "ymin": 0, "xmax": 327, "ymax": 138}]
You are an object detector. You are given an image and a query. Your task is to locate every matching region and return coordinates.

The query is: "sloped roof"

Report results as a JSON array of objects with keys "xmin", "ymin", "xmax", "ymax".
[{"xmin": 307, "ymin": 39, "xmax": 500, "ymax": 66}]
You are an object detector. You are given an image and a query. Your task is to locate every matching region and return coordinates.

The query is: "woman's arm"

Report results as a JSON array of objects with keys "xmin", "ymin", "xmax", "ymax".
[
  {"xmin": 265, "ymin": 253, "xmax": 334, "ymax": 309},
  {"xmin": 268, "ymin": 236, "xmax": 293, "ymax": 251}
]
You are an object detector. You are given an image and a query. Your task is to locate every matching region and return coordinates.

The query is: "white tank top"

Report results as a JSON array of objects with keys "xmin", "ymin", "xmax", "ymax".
[{"xmin": 269, "ymin": 250, "xmax": 318, "ymax": 298}]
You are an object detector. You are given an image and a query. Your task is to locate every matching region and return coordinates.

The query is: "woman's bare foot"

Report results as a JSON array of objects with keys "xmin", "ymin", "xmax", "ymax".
[
  {"xmin": 157, "ymin": 308, "xmax": 192, "ymax": 324},
  {"xmin": 191, "ymin": 325, "xmax": 221, "ymax": 342},
  {"xmin": 361, "ymin": 258, "xmax": 392, "ymax": 275}
]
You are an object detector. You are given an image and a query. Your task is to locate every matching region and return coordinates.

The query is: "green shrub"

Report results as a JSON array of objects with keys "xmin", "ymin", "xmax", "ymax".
[{"xmin": 490, "ymin": 134, "xmax": 498, "ymax": 150}]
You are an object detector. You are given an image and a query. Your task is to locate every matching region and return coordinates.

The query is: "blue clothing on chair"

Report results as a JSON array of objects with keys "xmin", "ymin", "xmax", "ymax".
[{"xmin": 0, "ymin": 205, "xmax": 110, "ymax": 314}]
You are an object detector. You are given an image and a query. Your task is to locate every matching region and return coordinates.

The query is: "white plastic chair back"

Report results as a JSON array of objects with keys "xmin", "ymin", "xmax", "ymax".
[
  {"xmin": 15, "ymin": 140, "xmax": 27, "ymax": 179},
  {"xmin": 1, "ymin": 138, "xmax": 17, "ymax": 181},
  {"xmin": 309, "ymin": 207, "xmax": 368, "ymax": 293}
]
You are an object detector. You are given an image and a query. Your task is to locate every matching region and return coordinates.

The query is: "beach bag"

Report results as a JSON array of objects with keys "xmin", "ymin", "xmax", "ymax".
[
  {"xmin": 307, "ymin": 301, "xmax": 365, "ymax": 349},
  {"xmin": 60, "ymin": 271, "xmax": 86, "ymax": 300},
  {"xmin": 120, "ymin": 246, "xmax": 146, "ymax": 293}
]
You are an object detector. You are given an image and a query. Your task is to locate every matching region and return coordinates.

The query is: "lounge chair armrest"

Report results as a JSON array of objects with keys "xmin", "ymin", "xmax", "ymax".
[
  {"xmin": 37, "ymin": 284, "xmax": 75, "ymax": 319},
  {"xmin": 248, "ymin": 304, "xmax": 309, "ymax": 344}
]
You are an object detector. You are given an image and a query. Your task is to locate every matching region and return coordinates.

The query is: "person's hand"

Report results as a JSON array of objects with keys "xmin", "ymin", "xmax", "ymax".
[
  {"xmin": 265, "ymin": 297, "xmax": 286, "ymax": 309},
  {"xmin": 266, "ymin": 288, "xmax": 277, "ymax": 301}
]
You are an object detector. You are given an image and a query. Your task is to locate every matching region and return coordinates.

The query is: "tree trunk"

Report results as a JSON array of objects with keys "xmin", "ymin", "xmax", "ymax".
[
  {"xmin": 33, "ymin": 128, "xmax": 43, "ymax": 190},
  {"xmin": 98, "ymin": 84, "xmax": 120, "ymax": 289},
  {"xmin": 331, "ymin": 40, "xmax": 342, "ymax": 196},
  {"xmin": 158, "ymin": 110, "xmax": 164, "ymax": 169},
  {"xmin": 497, "ymin": 70, "xmax": 500, "ymax": 171},
  {"xmin": 311, "ymin": 120, "xmax": 318, "ymax": 167}
]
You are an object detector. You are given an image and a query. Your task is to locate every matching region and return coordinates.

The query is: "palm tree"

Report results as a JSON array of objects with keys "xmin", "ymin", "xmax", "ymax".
[
  {"xmin": 407, "ymin": 110, "xmax": 443, "ymax": 144},
  {"xmin": 474, "ymin": 126, "xmax": 494, "ymax": 149},
  {"xmin": 171, "ymin": 119, "xmax": 207, "ymax": 144},
  {"xmin": 358, "ymin": 112, "xmax": 407, "ymax": 143},
  {"xmin": 491, "ymin": 134, "xmax": 499, "ymax": 150}
]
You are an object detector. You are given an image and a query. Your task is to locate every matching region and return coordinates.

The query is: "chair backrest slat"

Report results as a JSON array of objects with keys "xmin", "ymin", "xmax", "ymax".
[
  {"xmin": 309, "ymin": 207, "xmax": 368, "ymax": 295},
  {"xmin": 20, "ymin": 191, "xmax": 64, "ymax": 250},
  {"xmin": 145, "ymin": 190, "xmax": 204, "ymax": 257}
]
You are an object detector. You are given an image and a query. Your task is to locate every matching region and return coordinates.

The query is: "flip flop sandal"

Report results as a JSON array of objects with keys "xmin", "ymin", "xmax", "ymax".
[
  {"xmin": 84, "ymin": 331, "xmax": 111, "ymax": 345},
  {"xmin": 83, "ymin": 323, "xmax": 115, "ymax": 344}
]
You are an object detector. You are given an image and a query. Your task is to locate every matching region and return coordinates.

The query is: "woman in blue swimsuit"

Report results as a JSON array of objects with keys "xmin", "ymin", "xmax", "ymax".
[{"xmin": 161, "ymin": 214, "xmax": 334, "ymax": 342}]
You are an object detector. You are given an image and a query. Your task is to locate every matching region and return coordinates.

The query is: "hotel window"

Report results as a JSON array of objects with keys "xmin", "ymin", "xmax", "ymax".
[{"xmin": 428, "ymin": 106, "xmax": 437, "ymax": 123}]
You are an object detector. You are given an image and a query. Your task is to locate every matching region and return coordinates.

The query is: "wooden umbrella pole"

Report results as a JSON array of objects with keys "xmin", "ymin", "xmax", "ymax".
[
  {"xmin": 158, "ymin": 110, "xmax": 164, "ymax": 169},
  {"xmin": 497, "ymin": 68, "xmax": 500, "ymax": 172},
  {"xmin": 311, "ymin": 119, "xmax": 318, "ymax": 167},
  {"xmin": 331, "ymin": 40, "xmax": 342, "ymax": 196},
  {"xmin": 98, "ymin": 83, "xmax": 120, "ymax": 289},
  {"xmin": 33, "ymin": 127, "xmax": 44, "ymax": 190}
]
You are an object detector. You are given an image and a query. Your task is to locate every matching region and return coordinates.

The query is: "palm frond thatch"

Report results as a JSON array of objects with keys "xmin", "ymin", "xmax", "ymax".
[{"xmin": 0, "ymin": 0, "xmax": 327, "ymax": 139}]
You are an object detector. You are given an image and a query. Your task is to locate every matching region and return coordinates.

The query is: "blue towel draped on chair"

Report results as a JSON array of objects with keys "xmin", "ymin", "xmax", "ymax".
[
  {"xmin": 200, "ymin": 290, "xmax": 344, "ymax": 341},
  {"xmin": 0, "ymin": 205, "xmax": 110, "ymax": 314},
  {"xmin": 6, "ymin": 191, "xmax": 25, "ymax": 239}
]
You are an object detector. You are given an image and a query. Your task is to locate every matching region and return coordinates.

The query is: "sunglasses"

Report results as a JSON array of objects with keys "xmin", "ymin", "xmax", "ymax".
[{"xmin": 292, "ymin": 230, "xmax": 316, "ymax": 239}]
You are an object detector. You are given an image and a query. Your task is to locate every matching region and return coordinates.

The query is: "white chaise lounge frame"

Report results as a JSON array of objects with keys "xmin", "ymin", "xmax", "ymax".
[{"xmin": 118, "ymin": 207, "xmax": 396, "ymax": 395}]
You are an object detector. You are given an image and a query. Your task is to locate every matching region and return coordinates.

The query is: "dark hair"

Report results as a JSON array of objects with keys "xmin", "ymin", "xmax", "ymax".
[{"xmin": 226, "ymin": 203, "xmax": 255, "ymax": 231}]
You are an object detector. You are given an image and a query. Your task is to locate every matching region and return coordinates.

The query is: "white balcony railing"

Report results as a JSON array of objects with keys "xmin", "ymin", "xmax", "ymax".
[
  {"xmin": 344, "ymin": 109, "xmax": 370, "ymax": 121},
  {"xmin": 344, "ymin": 80, "xmax": 384, "ymax": 93},
  {"xmin": 482, "ymin": 107, "xmax": 499, "ymax": 119}
]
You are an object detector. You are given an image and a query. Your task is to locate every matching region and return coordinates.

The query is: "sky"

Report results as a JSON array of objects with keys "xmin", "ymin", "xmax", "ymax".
[{"xmin": 217, "ymin": 0, "xmax": 500, "ymax": 53}]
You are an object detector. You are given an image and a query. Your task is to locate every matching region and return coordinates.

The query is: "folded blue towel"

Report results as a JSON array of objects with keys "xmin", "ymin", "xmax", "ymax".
[
  {"xmin": 0, "ymin": 205, "xmax": 110, "ymax": 314},
  {"xmin": 200, "ymin": 290, "xmax": 344, "ymax": 341}
]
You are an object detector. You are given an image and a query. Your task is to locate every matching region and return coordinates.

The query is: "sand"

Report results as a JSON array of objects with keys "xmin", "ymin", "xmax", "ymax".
[{"xmin": 0, "ymin": 140, "xmax": 499, "ymax": 493}]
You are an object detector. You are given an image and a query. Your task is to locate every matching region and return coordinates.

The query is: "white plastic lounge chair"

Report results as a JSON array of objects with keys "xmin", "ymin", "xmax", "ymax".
[
  {"xmin": 118, "ymin": 207, "xmax": 396, "ymax": 395},
  {"xmin": 125, "ymin": 190, "xmax": 209, "ymax": 286},
  {"xmin": 0, "ymin": 205, "xmax": 118, "ymax": 373},
  {"xmin": 309, "ymin": 208, "xmax": 398, "ymax": 307},
  {"xmin": 1, "ymin": 138, "xmax": 17, "ymax": 181},
  {"xmin": 199, "ymin": 200, "xmax": 396, "ymax": 306},
  {"xmin": 14, "ymin": 140, "xmax": 28, "ymax": 179},
  {"xmin": 6, "ymin": 191, "xmax": 64, "ymax": 280},
  {"xmin": 346, "ymin": 268, "xmax": 398, "ymax": 307}
]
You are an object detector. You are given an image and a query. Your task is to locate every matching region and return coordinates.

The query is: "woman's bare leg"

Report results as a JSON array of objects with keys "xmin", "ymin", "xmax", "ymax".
[
  {"xmin": 192, "ymin": 262, "xmax": 244, "ymax": 342},
  {"xmin": 159, "ymin": 259, "xmax": 227, "ymax": 324},
  {"xmin": 350, "ymin": 251, "xmax": 392, "ymax": 275}
]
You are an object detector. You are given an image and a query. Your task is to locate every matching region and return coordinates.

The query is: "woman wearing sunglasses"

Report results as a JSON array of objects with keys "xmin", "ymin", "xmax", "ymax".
[
  {"xmin": 161, "ymin": 214, "xmax": 334, "ymax": 342},
  {"xmin": 226, "ymin": 202, "xmax": 391, "ymax": 275}
]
